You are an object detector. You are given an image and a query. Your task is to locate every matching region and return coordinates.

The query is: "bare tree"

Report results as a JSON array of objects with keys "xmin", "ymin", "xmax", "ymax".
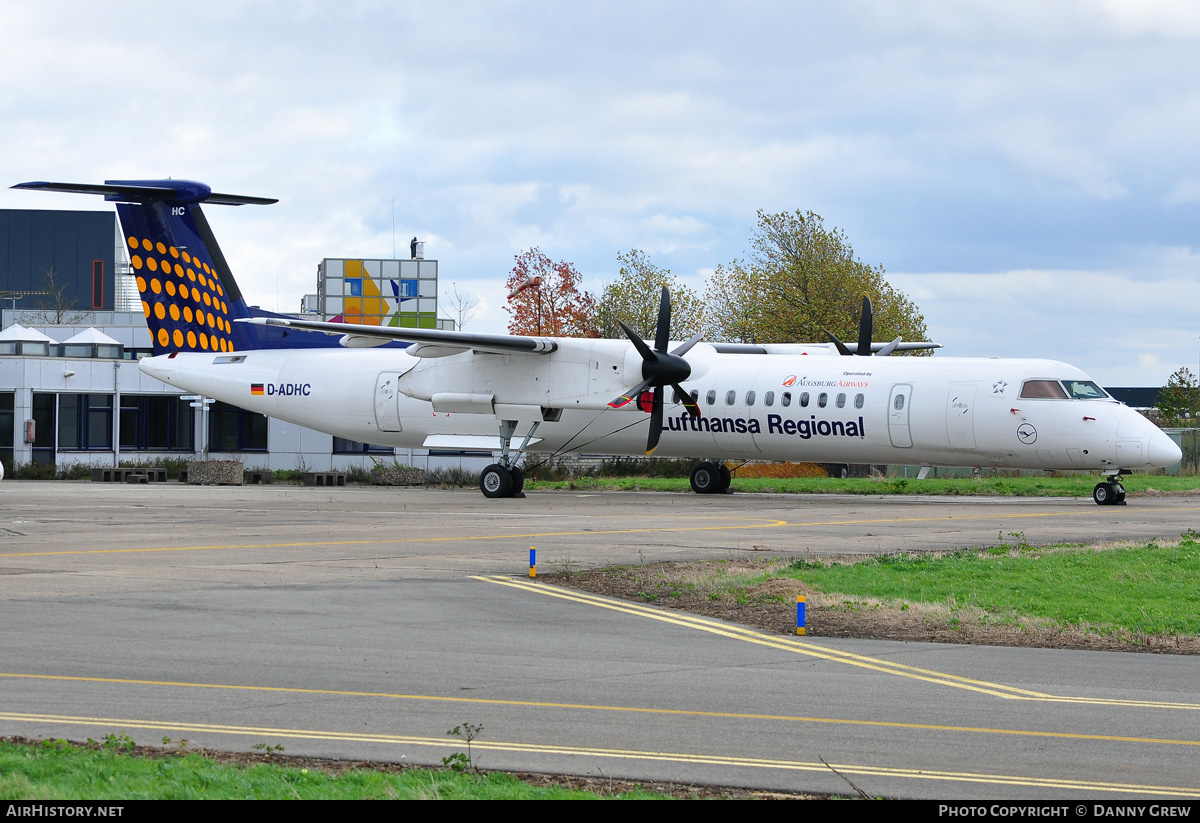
[
  {"xmin": 441, "ymin": 282, "xmax": 479, "ymax": 331},
  {"xmin": 29, "ymin": 267, "xmax": 89, "ymax": 325}
]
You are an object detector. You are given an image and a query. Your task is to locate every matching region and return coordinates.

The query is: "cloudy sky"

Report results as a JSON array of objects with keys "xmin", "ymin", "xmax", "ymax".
[{"xmin": 2, "ymin": 0, "xmax": 1198, "ymax": 386}]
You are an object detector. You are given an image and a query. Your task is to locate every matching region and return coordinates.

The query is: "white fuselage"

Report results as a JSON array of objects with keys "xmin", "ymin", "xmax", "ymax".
[{"xmin": 139, "ymin": 343, "xmax": 1180, "ymax": 473}]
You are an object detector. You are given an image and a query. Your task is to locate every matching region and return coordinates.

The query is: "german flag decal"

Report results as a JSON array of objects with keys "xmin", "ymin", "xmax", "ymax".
[{"xmin": 251, "ymin": 383, "xmax": 264, "ymax": 396}]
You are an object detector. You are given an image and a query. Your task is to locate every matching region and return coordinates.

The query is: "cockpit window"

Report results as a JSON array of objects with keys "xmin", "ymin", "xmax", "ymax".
[
  {"xmin": 1062, "ymin": 380, "xmax": 1109, "ymax": 400},
  {"xmin": 1019, "ymin": 379, "xmax": 1069, "ymax": 399}
]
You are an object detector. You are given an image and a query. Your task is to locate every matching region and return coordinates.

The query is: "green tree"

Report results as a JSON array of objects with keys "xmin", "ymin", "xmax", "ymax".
[
  {"xmin": 705, "ymin": 210, "xmax": 928, "ymax": 350},
  {"xmin": 1157, "ymin": 367, "xmax": 1200, "ymax": 426},
  {"xmin": 595, "ymin": 250, "xmax": 705, "ymax": 340}
]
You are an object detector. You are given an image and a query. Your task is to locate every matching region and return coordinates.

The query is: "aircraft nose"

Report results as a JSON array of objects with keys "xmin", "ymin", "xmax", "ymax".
[{"xmin": 1148, "ymin": 429, "xmax": 1183, "ymax": 468}]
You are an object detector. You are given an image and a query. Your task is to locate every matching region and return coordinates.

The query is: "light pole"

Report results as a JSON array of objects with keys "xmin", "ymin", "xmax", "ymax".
[{"xmin": 507, "ymin": 276, "xmax": 543, "ymax": 334}]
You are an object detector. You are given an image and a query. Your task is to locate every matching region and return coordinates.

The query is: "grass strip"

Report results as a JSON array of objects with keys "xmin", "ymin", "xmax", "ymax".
[
  {"xmin": 755, "ymin": 539, "xmax": 1200, "ymax": 636},
  {"xmin": 0, "ymin": 737, "xmax": 668, "ymax": 800},
  {"xmin": 524, "ymin": 474, "xmax": 1200, "ymax": 496}
]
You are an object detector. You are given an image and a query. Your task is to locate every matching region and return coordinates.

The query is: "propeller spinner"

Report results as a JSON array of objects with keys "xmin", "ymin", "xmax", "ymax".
[{"xmin": 609, "ymin": 287, "xmax": 702, "ymax": 454}]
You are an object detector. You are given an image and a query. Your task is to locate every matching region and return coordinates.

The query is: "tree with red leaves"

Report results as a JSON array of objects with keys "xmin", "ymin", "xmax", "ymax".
[{"xmin": 504, "ymin": 247, "xmax": 599, "ymax": 337}]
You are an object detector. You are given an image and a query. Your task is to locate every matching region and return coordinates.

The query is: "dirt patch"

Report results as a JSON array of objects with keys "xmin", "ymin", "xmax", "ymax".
[{"xmin": 548, "ymin": 556, "xmax": 1200, "ymax": 655}]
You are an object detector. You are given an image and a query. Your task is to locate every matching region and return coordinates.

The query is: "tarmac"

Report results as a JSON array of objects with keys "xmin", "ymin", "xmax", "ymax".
[{"xmin": 2, "ymin": 481, "xmax": 1199, "ymax": 798}]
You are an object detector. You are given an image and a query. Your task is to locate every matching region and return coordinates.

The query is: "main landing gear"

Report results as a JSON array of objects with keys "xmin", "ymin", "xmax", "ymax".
[
  {"xmin": 690, "ymin": 461, "xmax": 732, "ymax": 495},
  {"xmin": 479, "ymin": 419, "xmax": 537, "ymax": 499},
  {"xmin": 480, "ymin": 463, "xmax": 524, "ymax": 498}
]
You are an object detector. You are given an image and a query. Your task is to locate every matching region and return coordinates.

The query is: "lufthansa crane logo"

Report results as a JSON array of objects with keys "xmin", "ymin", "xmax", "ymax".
[{"xmin": 1016, "ymin": 423, "xmax": 1037, "ymax": 445}]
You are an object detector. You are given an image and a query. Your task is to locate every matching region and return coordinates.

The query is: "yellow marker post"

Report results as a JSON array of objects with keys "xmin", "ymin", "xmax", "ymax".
[
  {"xmin": 796, "ymin": 594, "xmax": 806, "ymax": 636},
  {"xmin": 529, "ymin": 547, "xmax": 536, "ymax": 578}
]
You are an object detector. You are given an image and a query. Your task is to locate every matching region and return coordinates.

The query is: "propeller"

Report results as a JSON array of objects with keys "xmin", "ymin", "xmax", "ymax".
[
  {"xmin": 608, "ymin": 287, "xmax": 702, "ymax": 454},
  {"xmin": 825, "ymin": 296, "xmax": 901, "ymax": 356}
]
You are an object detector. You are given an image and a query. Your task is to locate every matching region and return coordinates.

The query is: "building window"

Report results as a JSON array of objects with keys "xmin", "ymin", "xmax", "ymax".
[
  {"xmin": 333, "ymin": 437, "xmax": 392, "ymax": 454},
  {"xmin": 92, "ymin": 260, "xmax": 105, "ymax": 309},
  {"xmin": 31, "ymin": 393, "xmax": 55, "ymax": 465},
  {"xmin": 119, "ymin": 396, "xmax": 195, "ymax": 451},
  {"xmin": 0, "ymin": 392, "xmax": 13, "ymax": 474},
  {"xmin": 58, "ymin": 394, "xmax": 113, "ymax": 450},
  {"xmin": 209, "ymin": 401, "xmax": 268, "ymax": 452}
]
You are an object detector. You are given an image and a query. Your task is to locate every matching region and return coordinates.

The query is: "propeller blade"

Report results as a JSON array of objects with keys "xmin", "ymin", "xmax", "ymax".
[
  {"xmin": 876, "ymin": 336, "xmax": 903, "ymax": 357},
  {"xmin": 856, "ymin": 296, "xmax": 873, "ymax": 356},
  {"xmin": 618, "ymin": 320, "xmax": 656, "ymax": 364},
  {"xmin": 608, "ymin": 376, "xmax": 655, "ymax": 409},
  {"xmin": 646, "ymin": 386, "xmax": 664, "ymax": 454},
  {"xmin": 672, "ymin": 383, "xmax": 701, "ymax": 417},
  {"xmin": 826, "ymin": 331, "xmax": 854, "ymax": 356},
  {"xmin": 671, "ymin": 332, "xmax": 704, "ymax": 358},
  {"xmin": 654, "ymin": 286, "xmax": 671, "ymax": 353}
]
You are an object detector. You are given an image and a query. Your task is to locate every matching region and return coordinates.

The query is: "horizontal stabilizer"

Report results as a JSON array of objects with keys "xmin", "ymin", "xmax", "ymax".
[{"xmin": 12, "ymin": 180, "xmax": 276, "ymax": 206}]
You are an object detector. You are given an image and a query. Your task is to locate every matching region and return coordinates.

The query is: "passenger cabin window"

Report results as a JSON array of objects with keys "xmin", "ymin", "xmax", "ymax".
[
  {"xmin": 725, "ymin": 390, "xmax": 736, "ymax": 406},
  {"xmin": 799, "ymin": 392, "xmax": 809, "ymax": 407},
  {"xmin": 835, "ymin": 393, "xmax": 846, "ymax": 408},
  {"xmin": 746, "ymin": 391, "xmax": 756, "ymax": 406},
  {"xmin": 765, "ymin": 391, "xmax": 775, "ymax": 406},
  {"xmin": 1020, "ymin": 380, "xmax": 1069, "ymax": 399},
  {"xmin": 854, "ymin": 393, "xmax": 864, "ymax": 409},
  {"xmin": 706, "ymin": 390, "xmax": 716, "ymax": 405},
  {"xmin": 817, "ymin": 393, "xmax": 828, "ymax": 408},
  {"xmin": 781, "ymin": 392, "xmax": 792, "ymax": 407},
  {"xmin": 893, "ymin": 394, "xmax": 905, "ymax": 411},
  {"xmin": 1062, "ymin": 380, "xmax": 1109, "ymax": 400}
]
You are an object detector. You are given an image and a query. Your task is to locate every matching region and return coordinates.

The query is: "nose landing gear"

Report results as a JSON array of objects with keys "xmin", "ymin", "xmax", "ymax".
[{"xmin": 1092, "ymin": 480, "xmax": 1126, "ymax": 506}]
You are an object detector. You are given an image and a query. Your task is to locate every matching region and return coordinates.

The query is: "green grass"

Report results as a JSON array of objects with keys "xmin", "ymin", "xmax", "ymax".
[
  {"xmin": 0, "ymin": 738, "xmax": 667, "ymax": 800},
  {"xmin": 770, "ymin": 540, "xmax": 1200, "ymax": 636},
  {"xmin": 525, "ymin": 473, "xmax": 1200, "ymax": 496}
]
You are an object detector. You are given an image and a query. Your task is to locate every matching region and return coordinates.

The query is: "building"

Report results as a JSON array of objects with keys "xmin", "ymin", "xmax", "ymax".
[{"xmin": 1, "ymin": 208, "xmax": 482, "ymax": 476}]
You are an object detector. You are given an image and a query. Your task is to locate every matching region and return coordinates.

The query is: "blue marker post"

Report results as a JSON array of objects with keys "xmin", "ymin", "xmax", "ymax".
[
  {"xmin": 529, "ymin": 547, "xmax": 536, "ymax": 578},
  {"xmin": 796, "ymin": 593, "xmax": 806, "ymax": 636}
]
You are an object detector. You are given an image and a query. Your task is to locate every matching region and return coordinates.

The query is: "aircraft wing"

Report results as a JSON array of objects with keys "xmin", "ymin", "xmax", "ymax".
[
  {"xmin": 709, "ymin": 341, "xmax": 941, "ymax": 355},
  {"xmin": 240, "ymin": 317, "xmax": 559, "ymax": 357}
]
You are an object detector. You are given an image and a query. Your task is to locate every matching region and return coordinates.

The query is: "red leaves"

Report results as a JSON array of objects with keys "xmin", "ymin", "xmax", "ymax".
[{"xmin": 504, "ymin": 248, "xmax": 599, "ymax": 338}]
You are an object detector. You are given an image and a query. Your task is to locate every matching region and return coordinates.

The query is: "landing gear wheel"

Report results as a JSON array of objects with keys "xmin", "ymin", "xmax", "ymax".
[
  {"xmin": 718, "ymin": 464, "xmax": 732, "ymax": 493},
  {"xmin": 1093, "ymin": 482, "xmax": 1118, "ymax": 506},
  {"xmin": 690, "ymin": 461, "xmax": 720, "ymax": 494},
  {"xmin": 1114, "ymin": 482, "xmax": 1126, "ymax": 504},
  {"xmin": 510, "ymin": 466, "xmax": 525, "ymax": 495},
  {"xmin": 480, "ymin": 464, "xmax": 514, "ymax": 499}
]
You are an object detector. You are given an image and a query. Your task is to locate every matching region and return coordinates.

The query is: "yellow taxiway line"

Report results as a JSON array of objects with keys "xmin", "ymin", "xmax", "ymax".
[
  {"xmin": 476, "ymin": 576, "xmax": 1200, "ymax": 711},
  {"xmin": 3, "ymin": 710, "xmax": 1198, "ymax": 797},
  {"xmin": 6, "ymin": 503, "xmax": 1199, "ymax": 559}
]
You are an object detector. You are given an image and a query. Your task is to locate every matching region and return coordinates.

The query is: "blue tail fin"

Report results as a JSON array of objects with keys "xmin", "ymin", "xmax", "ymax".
[{"xmin": 12, "ymin": 179, "xmax": 340, "ymax": 355}]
